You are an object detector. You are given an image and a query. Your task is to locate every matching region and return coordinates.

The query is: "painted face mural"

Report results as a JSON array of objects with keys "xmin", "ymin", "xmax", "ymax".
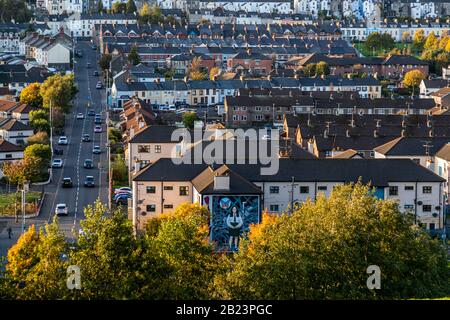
[{"xmin": 208, "ymin": 195, "xmax": 260, "ymax": 252}]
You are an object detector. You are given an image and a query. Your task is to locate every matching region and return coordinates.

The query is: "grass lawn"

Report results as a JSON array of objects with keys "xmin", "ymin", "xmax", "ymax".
[
  {"xmin": 353, "ymin": 42, "xmax": 418, "ymax": 57},
  {"xmin": 0, "ymin": 191, "xmax": 42, "ymax": 216}
]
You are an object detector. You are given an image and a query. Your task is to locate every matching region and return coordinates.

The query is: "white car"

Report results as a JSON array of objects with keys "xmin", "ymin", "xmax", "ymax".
[
  {"xmin": 52, "ymin": 159, "xmax": 63, "ymax": 168},
  {"xmin": 55, "ymin": 203, "xmax": 68, "ymax": 216},
  {"xmin": 114, "ymin": 187, "xmax": 132, "ymax": 194},
  {"xmin": 58, "ymin": 136, "xmax": 68, "ymax": 145},
  {"xmin": 76, "ymin": 113, "xmax": 84, "ymax": 119}
]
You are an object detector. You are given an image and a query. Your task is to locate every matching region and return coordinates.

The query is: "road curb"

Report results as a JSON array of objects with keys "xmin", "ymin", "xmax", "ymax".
[{"xmin": 32, "ymin": 169, "xmax": 52, "ymax": 186}]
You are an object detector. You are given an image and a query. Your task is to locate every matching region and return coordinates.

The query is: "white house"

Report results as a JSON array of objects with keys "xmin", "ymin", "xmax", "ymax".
[
  {"xmin": 199, "ymin": 0, "xmax": 293, "ymax": 14},
  {"xmin": 0, "ymin": 118, "xmax": 34, "ymax": 145}
]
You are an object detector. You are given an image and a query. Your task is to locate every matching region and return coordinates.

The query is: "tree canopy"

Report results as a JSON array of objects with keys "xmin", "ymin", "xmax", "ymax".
[{"xmin": 20, "ymin": 83, "xmax": 42, "ymax": 109}]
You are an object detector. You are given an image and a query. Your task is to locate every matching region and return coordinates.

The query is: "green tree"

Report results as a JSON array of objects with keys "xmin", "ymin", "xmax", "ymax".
[
  {"xmin": 97, "ymin": 0, "xmax": 104, "ymax": 13},
  {"xmin": 29, "ymin": 109, "xmax": 50, "ymax": 133},
  {"xmin": 182, "ymin": 112, "xmax": 198, "ymax": 129},
  {"xmin": 112, "ymin": 154, "xmax": 127, "ymax": 184},
  {"xmin": 142, "ymin": 203, "xmax": 216, "ymax": 299},
  {"xmin": 99, "ymin": 54, "xmax": 112, "ymax": 71},
  {"xmin": 128, "ymin": 46, "xmax": 140, "ymax": 66},
  {"xmin": 315, "ymin": 61, "xmax": 330, "ymax": 76},
  {"xmin": 303, "ymin": 63, "xmax": 316, "ymax": 77},
  {"xmin": 112, "ymin": 2, "xmax": 127, "ymax": 13},
  {"xmin": 213, "ymin": 183, "xmax": 450, "ymax": 299},
  {"xmin": 70, "ymin": 200, "xmax": 139, "ymax": 299},
  {"xmin": 24, "ymin": 144, "xmax": 51, "ymax": 166},
  {"xmin": 126, "ymin": 0, "xmax": 137, "ymax": 13},
  {"xmin": 20, "ymin": 83, "xmax": 42, "ymax": 109}
]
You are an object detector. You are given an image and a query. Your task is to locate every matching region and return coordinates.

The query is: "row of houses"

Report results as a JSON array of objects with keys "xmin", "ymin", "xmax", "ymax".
[{"xmin": 111, "ymin": 74, "xmax": 382, "ymax": 108}]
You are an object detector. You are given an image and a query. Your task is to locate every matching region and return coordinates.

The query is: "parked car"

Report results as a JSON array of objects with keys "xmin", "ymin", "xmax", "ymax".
[
  {"xmin": 84, "ymin": 176, "xmax": 95, "ymax": 187},
  {"xmin": 55, "ymin": 203, "xmax": 68, "ymax": 216},
  {"xmin": 114, "ymin": 187, "xmax": 132, "ymax": 194},
  {"xmin": 82, "ymin": 134, "xmax": 90, "ymax": 142},
  {"xmin": 62, "ymin": 177, "xmax": 73, "ymax": 188},
  {"xmin": 92, "ymin": 145, "xmax": 101, "ymax": 154},
  {"xmin": 54, "ymin": 148, "xmax": 63, "ymax": 155},
  {"xmin": 83, "ymin": 159, "xmax": 93, "ymax": 169},
  {"xmin": 76, "ymin": 113, "xmax": 84, "ymax": 119},
  {"xmin": 93, "ymin": 70, "xmax": 99, "ymax": 76},
  {"xmin": 91, "ymin": 44, "xmax": 97, "ymax": 50},
  {"xmin": 58, "ymin": 136, "xmax": 68, "ymax": 145},
  {"xmin": 52, "ymin": 159, "xmax": 63, "ymax": 168},
  {"xmin": 94, "ymin": 125, "xmax": 102, "ymax": 133}
]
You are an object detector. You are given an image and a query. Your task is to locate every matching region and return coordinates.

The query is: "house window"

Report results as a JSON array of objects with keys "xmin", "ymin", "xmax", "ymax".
[
  {"xmin": 405, "ymin": 186, "xmax": 414, "ymax": 191},
  {"xmin": 429, "ymin": 223, "xmax": 435, "ymax": 230},
  {"xmin": 146, "ymin": 186, "xmax": 156, "ymax": 193},
  {"xmin": 269, "ymin": 186, "xmax": 279, "ymax": 193},
  {"xmin": 146, "ymin": 204, "xmax": 156, "ymax": 212},
  {"xmin": 300, "ymin": 186, "xmax": 309, "ymax": 194},
  {"xmin": 255, "ymin": 106, "xmax": 261, "ymax": 111},
  {"xmin": 269, "ymin": 204, "xmax": 279, "ymax": 212},
  {"xmin": 5, "ymin": 154, "xmax": 12, "ymax": 159},
  {"xmin": 179, "ymin": 186, "xmax": 189, "ymax": 196},
  {"xmin": 404, "ymin": 204, "xmax": 414, "ymax": 210},
  {"xmin": 163, "ymin": 186, "xmax": 173, "ymax": 190},
  {"xmin": 317, "ymin": 186, "xmax": 327, "ymax": 191},
  {"xmin": 423, "ymin": 186, "xmax": 432, "ymax": 194},
  {"xmin": 163, "ymin": 204, "xmax": 173, "ymax": 209},
  {"xmin": 155, "ymin": 145, "xmax": 161, "ymax": 153},
  {"xmin": 422, "ymin": 205, "xmax": 432, "ymax": 212},
  {"xmin": 389, "ymin": 186, "xmax": 398, "ymax": 196},
  {"xmin": 138, "ymin": 145, "xmax": 150, "ymax": 153}
]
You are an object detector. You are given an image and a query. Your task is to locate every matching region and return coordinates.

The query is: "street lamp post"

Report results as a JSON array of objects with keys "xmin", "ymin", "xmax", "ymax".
[{"xmin": 22, "ymin": 182, "xmax": 29, "ymax": 234}]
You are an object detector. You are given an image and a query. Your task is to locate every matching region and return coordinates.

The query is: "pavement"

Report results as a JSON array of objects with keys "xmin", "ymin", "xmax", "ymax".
[{"xmin": 0, "ymin": 41, "xmax": 109, "ymax": 257}]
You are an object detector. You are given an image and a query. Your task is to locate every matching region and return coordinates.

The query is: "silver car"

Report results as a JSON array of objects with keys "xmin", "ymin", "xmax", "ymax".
[{"xmin": 55, "ymin": 203, "xmax": 68, "ymax": 216}]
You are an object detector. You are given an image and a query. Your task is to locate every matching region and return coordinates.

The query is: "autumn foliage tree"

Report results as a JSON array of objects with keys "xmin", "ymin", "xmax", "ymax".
[
  {"xmin": 20, "ymin": 83, "xmax": 42, "ymax": 109},
  {"xmin": 189, "ymin": 57, "xmax": 208, "ymax": 80},
  {"xmin": 213, "ymin": 183, "xmax": 450, "ymax": 299},
  {"xmin": 39, "ymin": 73, "xmax": 76, "ymax": 113},
  {"xmin": 403, "ymin": 69, "xmax": 426, "ymax": 94}
]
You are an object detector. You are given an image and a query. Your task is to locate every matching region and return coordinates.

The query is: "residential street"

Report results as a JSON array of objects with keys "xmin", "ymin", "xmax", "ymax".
[{"xmin": 0, "ymin": 41, "xmax": 109, "ymax": 256}]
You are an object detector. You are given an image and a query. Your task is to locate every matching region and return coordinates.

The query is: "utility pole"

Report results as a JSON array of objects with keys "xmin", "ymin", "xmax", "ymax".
[
  {"xmin": 22, "ymin": 182, "xmax": 28, "ymax": 234},
  {"xmin": 290, "ymin": 176, "xmax": 294, "ymax": 215}
]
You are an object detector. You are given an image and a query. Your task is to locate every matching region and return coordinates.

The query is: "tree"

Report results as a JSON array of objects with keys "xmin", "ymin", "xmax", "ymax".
[
  {"xmin": 112, "ymin": 2, "xmax": 127, "ymax": 13},
  {"xmin": 112, "ymin": 154, "xmax": 127, "ymax": 184},
  {"xmin": 315, "ymin": 61, "xmax": 330, "ymax": 76},
  {"xmin": 303, "ymin": 63, "xmax": 316, "ymax": 77},
  {"xmin": 128, "ymin": 46, "xmax": 140, "ymax": 66},
  {"xmin": 364, "ymin": 32, "xmax": 394, "ymax": 55},
  {"xmin": 182, "ymin": 112, "xmax": 198, "ymax": 129},
  {"xmin": 126, "ymin": 0, "xmax": 137, "ymax": 13},
  {"xmin": 403, "ymin": 69, "xmax": 426, "ymax": 94},
  {"xmin": 188, "ymin": 57, "xmax": 207, "ymax": 80},
  {"xmin": 1, "ymin": 155, "xmax": 41, "ymax": 185},
  {"xmin": 424, "ymin": 32, "xmax": 439, "ymax": 50},
  {"xmin": 70, "ymin": 201, "xmax": 139, "ymax": 299},
  {"xmin": 401, "ymin": 31, "xmax": 410, "ymax": 43},
  {"xmin": 165, "ymin": 15, "xmax": 177, "ymax": 26},
  {"xmin": 142, "ymin": 203, "xmax": 216, "ymax": 299},
  {"xmin": 213, "ymin": 183, "xmax": 450, "ymax": 299},
  {"xmin": 27, "ymin": 132, "xmax": 49, "ymax": 146},
  {"xmin": 99, "ymin": 54, "xmax": 112, "ymax": 71},
  {"xmin": 413, "ymin": 29, "xmax": 426, "ymax": 50},
  {"xmin": 24, "ymin": 144, "xmax": 51, "ymax": 167},
  {"xmin": 209, "ymin": 66, "xmax": 220, "ymax": 80},
  {"xmin": 97, "ymin": 0, "xmax": 104, "ymax": 13},
  {"xmin": 40, "ymin": 74, "xmax": 76, "ymax": 113},
  {"xmin": 0, "ymin": 0, "xmax": 32, "ymax": 23},
  {"xmin": 29, "ymin": 109, "xmax": 50, "ymax": 133},
  {"xmin": 20, "ymin": 83, "xmax": 42, "ymax": 109}
]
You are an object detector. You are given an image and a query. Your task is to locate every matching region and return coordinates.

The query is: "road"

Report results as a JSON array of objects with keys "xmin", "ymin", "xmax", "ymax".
[{"xmin": 0, "ymin": 41, "xmax": 109, "ymax": 256}]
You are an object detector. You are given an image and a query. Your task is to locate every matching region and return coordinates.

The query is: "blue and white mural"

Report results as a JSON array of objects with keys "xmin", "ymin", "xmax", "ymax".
[{"xmin": 204, "ymin": 195, "xmax": 260, "ymax": 252}]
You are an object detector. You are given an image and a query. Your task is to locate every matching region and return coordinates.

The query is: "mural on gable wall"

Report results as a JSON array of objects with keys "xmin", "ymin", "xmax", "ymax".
[{"xmin": 204, "ymin": 195, "xmax": 260, "ymax": 252}]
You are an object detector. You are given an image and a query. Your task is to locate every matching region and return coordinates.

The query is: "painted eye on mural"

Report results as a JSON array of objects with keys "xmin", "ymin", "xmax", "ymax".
[{"xmin": 219, "ymin": 197, "xmax": 231, "ymax": 209}]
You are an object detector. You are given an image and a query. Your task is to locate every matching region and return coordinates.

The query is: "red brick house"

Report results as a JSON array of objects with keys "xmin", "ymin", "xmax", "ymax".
[{"xmin": 227, "ymin": 49, "xmax": 273, "ymax": 76}]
